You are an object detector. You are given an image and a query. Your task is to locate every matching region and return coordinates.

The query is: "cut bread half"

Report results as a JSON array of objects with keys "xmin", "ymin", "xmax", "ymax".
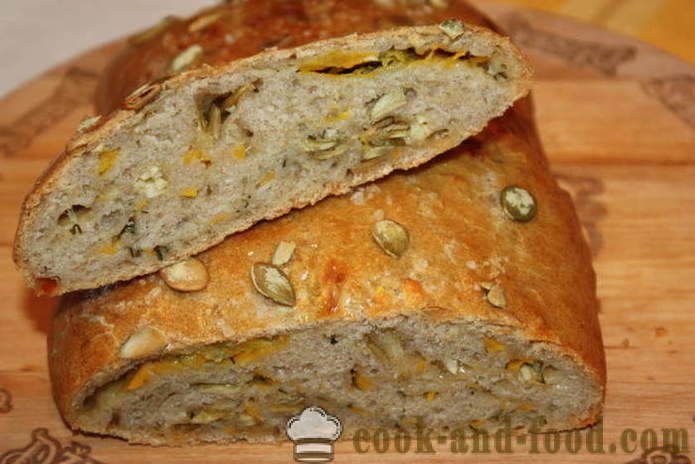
[
  {"xmin": 15, "ymin": 22, "xmax": 531, "ymax": 295},
  {"xmin": 59, "ymin": 316, "xmax": 602, "ymax": 445}
]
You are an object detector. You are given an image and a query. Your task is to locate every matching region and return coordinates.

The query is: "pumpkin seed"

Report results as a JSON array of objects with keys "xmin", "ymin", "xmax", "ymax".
[
  {"xmin": 123, "ymin": 81, "xmax": 162, "ymax": 111},
  {"xmin": 206, "ymin": 103, "xmax": 222, "ymax": 139},
  {"xmin": 485, "ymin": 284, "xmax": 507, "ymax": 309},
  {"xmin": 251, "ymin": 263, "xmax": 296, "ymax": 306},
  {"xmin": 370, "ymin": 88, "xmax": 407, "ymax": 121},
  {"xmin": 372, "ymin": 220, "xmax": 409, "ymax": 257},
  {"xmin": 519, "ymin": 361, "xmax": 544, "ymax": 383},
  {"xmin": 305, "ymin": 129, "xmax": 347, "ymax": 160},
  {"xmin": 271, "ymin": 241, "xmax": 296, "ymax": 266},
  {"xmin": 159, "ymin": 257, "xmax": 209, "ymax": 292},
  {"xmin": 188, "ymin": 13, "xmax": 222, "ymax": 33},
  {"xmin": 362, "ymin": 145, "xmax": 393, "ymax": 161},
  {"xmin": 501, "ymin": 185, "xmax": 537, "ymax": 222},
  {"xmin": 439, "ymin": 19, "xmax": 466, "ymax": 40},
  {"xmin": 170, "ymin": 44, "xmax": 204, "ymax": 73}
]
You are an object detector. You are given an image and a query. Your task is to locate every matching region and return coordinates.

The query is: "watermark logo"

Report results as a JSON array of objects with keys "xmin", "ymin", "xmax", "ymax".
[
  {"xmin": 625, "ymin": 446, "xmax": 692, "ymax": 464},
  {"xmin": 0, "ymin": 428, "xmax": 103, "ymax": 464},
  {"xmin": 286, "ymin": 406, "xmax": 342, "ymax": 463}
]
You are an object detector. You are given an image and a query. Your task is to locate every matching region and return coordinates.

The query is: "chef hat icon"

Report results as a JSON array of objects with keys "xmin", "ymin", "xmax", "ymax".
[{"xmin": 286, "ymin": 406, "xmax": 342, "ymax": 463}]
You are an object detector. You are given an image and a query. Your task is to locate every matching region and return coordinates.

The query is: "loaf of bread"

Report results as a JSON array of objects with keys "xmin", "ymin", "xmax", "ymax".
[
  {"xmin": 49, "ymin": 96, "xmax": 605, "ymax": 444},
  {"xmin": 14, "ymin": 22, "xmax": 531, "ymax": 295}
]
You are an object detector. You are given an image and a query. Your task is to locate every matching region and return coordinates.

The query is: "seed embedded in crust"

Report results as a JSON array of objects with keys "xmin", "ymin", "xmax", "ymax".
[
  {"xmin": 501, "ymin": 185, "xmax": 537, "ymax": 222},
  {"xmin": 372, "ymin": 219, "xmax": 409, "ymax": 257},
  {"xmin": 123, "ymin": 81, "xmax": 162, "ymax": 111},
  {"xmin": 485, "ymin": 284, "xmax": 507, "ymax": 309},
  {"xmin": 272, "ymin": 241, "xmax": 296, "ymax": 266},
  {"xmin": 170, "ymin": 44, "xmax": 204, "ymax": 73},
  {"xmin": 439, "ymin": 19, "xmax": 466, "ymax": 40},
  {"xmin": 251, "ymin": 263, "xmax": 296, "ymax": 306},
  {"xmin": 159, "ymin": 257, "xmax": 209, "ymax": 292},
  {"xmin": 76, "ymin": 115, "xmax": 102, "ymax": 134},
  {"xmin": 429, "ymin": 0, "xmax": 449, "ymax": 8},
  {"xmin": 188, "ymin": 13, "xmax": 222, "ymax": 33},
  {"xmin": 119, "ymin": 327, "xmax": 167, "ymax": 359}
]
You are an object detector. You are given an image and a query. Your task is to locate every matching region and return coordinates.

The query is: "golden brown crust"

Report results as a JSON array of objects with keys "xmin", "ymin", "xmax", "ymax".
[
  {"xmin": 96, "ymin": 0, "xmax": 499, "ymax": 113},
  {"xmin": 49, "ymin": 100, "xmax": 605, "ymax": 433}
]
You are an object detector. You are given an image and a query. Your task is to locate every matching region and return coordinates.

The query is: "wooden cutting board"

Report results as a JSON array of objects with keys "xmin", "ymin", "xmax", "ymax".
[{"xmin": 1, "ymin": 2, "xmax": 693, "ymax": 463}]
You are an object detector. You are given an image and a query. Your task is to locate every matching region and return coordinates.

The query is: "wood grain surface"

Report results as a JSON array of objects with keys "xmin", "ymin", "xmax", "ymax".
[{"xmin": 0, "ymin": 2, "xmax": 694, "ymax": 463}]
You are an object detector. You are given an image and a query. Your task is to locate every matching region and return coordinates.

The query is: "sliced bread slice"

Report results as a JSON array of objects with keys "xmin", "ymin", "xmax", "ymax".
[{"xmin": 15, "ymin": 22, "xmax": 531, "ymax": 294}]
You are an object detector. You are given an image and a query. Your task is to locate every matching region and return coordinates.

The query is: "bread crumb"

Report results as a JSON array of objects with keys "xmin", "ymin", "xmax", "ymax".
[
  {"xmin": 466, "ymin": 260, "xmax": 477, "ymax": 270},
  {"xmin": 373, "ymin": 209, "xmax": 385, "ymax": 221}
]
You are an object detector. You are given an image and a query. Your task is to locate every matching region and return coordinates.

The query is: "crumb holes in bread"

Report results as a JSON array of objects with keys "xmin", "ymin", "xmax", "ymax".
[
  {"xmin": 119, "ymin": 327, "xmax": 167, "ymax": 359},
  {"xmin": 372, "ymin": 219, "xmax": 409, "ymax": 257},
  {"xmin": 301, "ymin": 47, "xmax": 482, "ymax": 78},
  {"xmin": 58, "ymin": 205, "xmax": 91, "ymax": 233},
  {"xmin": 198, "ymin": 81, "xmax": 258, "ymax": 139},
  {"xmin": 250, "ymin": 263, "xmax": 296, "ymax": 306},
  {"xmin": 159, "ymin": 257, "xmax": 209, "ymax": 292}
]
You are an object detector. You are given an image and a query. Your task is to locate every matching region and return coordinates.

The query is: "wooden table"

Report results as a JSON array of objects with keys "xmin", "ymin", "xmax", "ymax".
[{"xmin": 0, "ymin": 2, "xmax": 693, "ymax": 463}]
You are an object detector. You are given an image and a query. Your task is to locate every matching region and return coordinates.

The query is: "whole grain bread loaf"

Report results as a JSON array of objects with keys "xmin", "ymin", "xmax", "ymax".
[
  {"xmin": 49, "ymin": 98, "xmax": 605, "ymax": 444},
  {"xmin": 14, "ymin": 22, "xmax": 531, "ymax": 295},
  {"xmin": 45, "ymin": 0, "xmax": 604, "ymax": 446}
]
